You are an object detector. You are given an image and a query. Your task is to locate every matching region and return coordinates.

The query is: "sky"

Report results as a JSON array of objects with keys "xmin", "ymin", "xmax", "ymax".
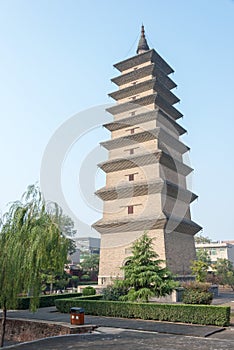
[{"xmin": 0, "ymin": 0, "xmax": 233, "ymax": 241}]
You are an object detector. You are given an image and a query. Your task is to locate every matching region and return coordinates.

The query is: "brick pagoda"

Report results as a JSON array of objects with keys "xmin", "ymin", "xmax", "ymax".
[{"xmin": 93, "ymin": 26, "xmax": 201, "ymax": 285}]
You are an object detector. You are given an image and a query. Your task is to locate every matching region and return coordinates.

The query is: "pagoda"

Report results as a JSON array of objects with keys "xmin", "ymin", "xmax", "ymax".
[{"xmin": 93, "ymin": 26, "xmax": 201, "ymax": 285}]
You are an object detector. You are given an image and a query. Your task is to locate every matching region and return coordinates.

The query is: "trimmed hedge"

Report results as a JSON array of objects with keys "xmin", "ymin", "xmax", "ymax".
[
  {"xmin": 73, "ymin": 295, "xmax": 103, "ymax": 301},
  {"xmin": 17, "ymin": 293, "xmax": 82, "ymax": 310},
  {"xmin": 82, "ymin": 286, "xmax": 96, "ymax": 296},
  {"xmin": 55, "ymin": 299, "xmax": 230, "ymax": 327}
]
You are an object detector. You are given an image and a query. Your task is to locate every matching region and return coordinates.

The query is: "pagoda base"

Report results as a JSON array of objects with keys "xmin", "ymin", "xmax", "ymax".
[{"xmin": 97, "ymin": 229, "xmax": 196, "ymax": 286}]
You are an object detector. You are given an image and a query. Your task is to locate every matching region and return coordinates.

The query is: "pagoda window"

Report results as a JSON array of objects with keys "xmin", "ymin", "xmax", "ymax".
[
  {"xmin": 129, "ymin": 174, "xmax": 134, "ymax": 181},
  {"xmin": 130, "ymin": 111, "xmax": 136, "ymax": 116},
  {"xmin": 132, "ymin": 81, "xmax": 137, "ymax": 85},
  {"xmin": 128, "ymin": 205, "xmax": 134, "ymax": 214},
  {"xmin": 131, "ymin": 96, "xmax": 137, "ymax": 100},
  {"xmin": 134, "ymin": 67, "xmax": 138, "ymax": 70},
  {"xmin": 126, "ymin": 126, "xmax": 139, "ymax": 134},
  {"xmin": 124, "ymin": 146, "xmax": 139, "ymax": 155}
]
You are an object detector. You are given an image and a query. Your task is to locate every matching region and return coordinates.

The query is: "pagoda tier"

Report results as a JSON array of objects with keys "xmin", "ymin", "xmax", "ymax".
[
  {"xmin": 100, "ymin": 127, "xmax": 189, "ymax": 154},
  {"xmin": 98, "ymin": 150, "xmax": 193, "ymax": 175},
  {"xmin": 106, "ymin": 94, "xmax": 183, "ymax": 120},
  {"xmin": 93, "ymin": 214, "xmax": 201, "ymax": 236},
  {"xmin": 109, "ymin": 78, "xmax": 180, "ymax": 105},
  {"xmin": 114, "ymin": 49, "xmax": 174, "ymax": 75},
  {"xmin": 111, "ymin": 63, "xmax": 177, "ymax": 90},
  {"xmin": 95, "ymin": 179, "xmax": 198, "ymax": 203},
  {"xmin": 103, "ymin": 109, "xmax": 187, "ymax": 135}
]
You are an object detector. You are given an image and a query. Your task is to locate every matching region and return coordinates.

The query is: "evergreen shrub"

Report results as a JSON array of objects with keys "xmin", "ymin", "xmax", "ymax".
[
  {"xmin": 17, "ymin": 292, "xmax": 81, "ymax": 310},
  {"xmin": 82, "ymin": 286, "xmax": 96, "ymax": 296},
  {"xmin": 54, "ymin": 299, "xmax": 230, "ymax": 326},
  {"xmin": 182, "ymin": 282, "xmax": 213, "ymax": 305}
]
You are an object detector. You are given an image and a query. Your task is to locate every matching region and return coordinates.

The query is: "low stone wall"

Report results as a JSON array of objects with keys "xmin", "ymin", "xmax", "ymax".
[
  {"xmin": 150, "ymin": 288, "xmax": 184, "ymax": 303},
  {"xmin": 0, "ymin": 318, "xmax": 97, "ymax": 343}
]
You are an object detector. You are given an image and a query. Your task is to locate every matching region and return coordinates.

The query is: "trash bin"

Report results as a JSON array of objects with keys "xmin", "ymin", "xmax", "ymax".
[{"xmin": 70, "ymin": 307, "xmax": 85, "ymax": 325}]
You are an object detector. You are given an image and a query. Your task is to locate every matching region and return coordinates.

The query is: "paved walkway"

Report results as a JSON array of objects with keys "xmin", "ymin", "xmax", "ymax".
[
  {"xmin": 2, "ymin": 291, "xmax": 234, "ymax": 349},
  {"xmin": 3, "ymin": 327, "xmax": 234, "ymax": 350},
  {"xmin": 6, "ymin": 306, "xmax": 225, "ymax": 338}
]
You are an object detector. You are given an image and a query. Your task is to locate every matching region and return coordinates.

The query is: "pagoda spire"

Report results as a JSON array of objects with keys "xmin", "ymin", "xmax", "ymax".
[{"xmin": 136, "ymin": 24, "xmax": 150, "ymax": 54}]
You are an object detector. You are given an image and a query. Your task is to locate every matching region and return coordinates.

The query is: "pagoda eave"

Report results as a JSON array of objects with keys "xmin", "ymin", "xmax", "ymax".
[
  {"xmin": 106, "ymin": 94, "xmax": 183, "ymax": 120},
  {"xmin": 111, "ymin": 63, "xmax": 177, "ymax": 90},
  {"xmin": 101, "ymin": 127, "xmax": 189, "ymax": 154},
  {"xmin": 95, "ymin": 180, "xmax": 198, "ymax": 203},
  {"xmin": 98, "ymin": 151, "xmax": 193, "ymax": 175},
  {"xmin": 93, "ymin": 214, "xmax": 201, "ymax": 235},
  {"xmin": 104, "ymin": 109, "xmax": 187, "ymax": 135},
  {"xmin": 114, "ymin": 49, "xmax": 174, "ymax": 75},
  {"xmin": 109, "ymin": 79, "xmax": 180, "ymax": 105}
]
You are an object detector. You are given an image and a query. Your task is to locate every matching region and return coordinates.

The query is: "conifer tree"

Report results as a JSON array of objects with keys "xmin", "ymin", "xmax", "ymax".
[{"xmin": 121, "ymin": 232, "xmax": 178, "ymax": 302}]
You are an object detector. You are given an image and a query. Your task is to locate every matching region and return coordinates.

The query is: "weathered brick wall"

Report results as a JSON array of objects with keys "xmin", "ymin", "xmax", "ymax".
[{"xmin": 0, "ymin": 318, "xmax": 96, "ymax": 343}]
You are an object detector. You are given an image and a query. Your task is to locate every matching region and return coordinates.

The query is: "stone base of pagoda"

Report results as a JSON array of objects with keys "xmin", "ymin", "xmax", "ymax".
[{"xmin": 97, "ymin": 228, "xmax": 197, "ymax": 286}]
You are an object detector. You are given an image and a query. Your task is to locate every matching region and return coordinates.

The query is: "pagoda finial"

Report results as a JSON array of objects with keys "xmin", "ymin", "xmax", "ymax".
[{"xmin": 136, "ymin": 24, "xmax": 150, "ymax": 54}]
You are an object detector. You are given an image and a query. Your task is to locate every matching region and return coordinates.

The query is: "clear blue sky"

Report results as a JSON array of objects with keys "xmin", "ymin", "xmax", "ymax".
[{"xmin": 0, "ymin": 0, "xmax": 233, "ymax": 241}]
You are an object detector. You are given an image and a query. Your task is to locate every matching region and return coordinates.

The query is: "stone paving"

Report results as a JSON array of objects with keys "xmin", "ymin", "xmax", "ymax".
[
  {"xmin": 6, "ymin": 307, "xmax": 225, "ymax": 337},
  {"xmin": 3, "ymin": 328, "xmax": 234, "ymax": 350},
  {"xmin": 2, "ymin": 291, "xmax": 234, "ymax": 349}
]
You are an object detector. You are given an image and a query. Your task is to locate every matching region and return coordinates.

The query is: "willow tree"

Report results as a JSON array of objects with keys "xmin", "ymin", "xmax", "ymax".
[{"xmin": 0, "ymin": 185, "xmax": 70, "ymax": 347}]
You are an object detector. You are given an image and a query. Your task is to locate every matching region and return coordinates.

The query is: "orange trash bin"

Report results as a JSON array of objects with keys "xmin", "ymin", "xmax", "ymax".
[{"xmin": 70, "ymin": 307, "xmax": 85, "ymax": 325}]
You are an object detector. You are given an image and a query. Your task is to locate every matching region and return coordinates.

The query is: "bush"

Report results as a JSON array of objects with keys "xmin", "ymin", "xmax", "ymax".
[
  {"xmin": 82, "ymin": 286, "xmax": 96, "ymax": 296},
  {"xmin": 182, "ymin": 281, "xmax": 210, "ymax": 292},
  {"xmin": 182, "ymin": 281, "xmax": 213, "ymax": 305},
  {"xmin": 182, "ymin": 290, "xmax": 213, "ymax": 305},
  {"xmin": 54, "ymin": 299, "xmax": 230, "ymax": 326},
  {"xmin": 102, "ymin": 283, "xmax": 128, "ymax": 301},
  {"xmin": 17, "ymin": 292, "xmax": 81, "ymax": 310}
]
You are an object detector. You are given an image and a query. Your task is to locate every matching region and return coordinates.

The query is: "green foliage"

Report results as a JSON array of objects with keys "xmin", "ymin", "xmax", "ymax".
[
  {"xmin": 214, "ymin": 258, "xmax": 234, "ymax": 290},
  {"xmin": 182, "ymin": 281, "xmax": 213, "ymax": 305},
  {"xmin": 71, "ymin": 276, "xmax": 79, "ymax": 288},
  {"xmin": 82, "ymin": 286, "xmax": 96, "ymax": 296},
  {"xmin": 190, "ymin": 260, "xmax": 209, "ymax": 282},
  {"xmin": 41, "ymin": 271, "xmax": 70, "ymax": 293},
  {"xmin": 55, "ymin": 299, "xmax": 230, "ymax": 326},
  {"xmin": 182, "ymin": 290, "xmax": 213, "ymax": 305},
  {"xmin": 80, "ymin": 253, "xmax": 99, "ymax": 280},
  {"xmin": 17, "ymin": 293, "xmax": 81, "ymax": 310},
  {"xmin": 0, "ymin": 184, "xmax": 69, "ymax": 310},
  {"xmin": 119, "ymin": 233, "xmax": 178, "ymax": 302},
  {"xmin": 196, "ymin": 249, "xmax": 212, "ymax": 265},
  {"xmin": 74, "ymin": 295, "xmax": 103, "ymax": 301},
  {"xmin": 182, "ymin": 281, "xmax": 211, "ymax": 292},
  {"xmin": 102, "ymin": 280, "xmax": 129, "ymax": 301},
  {"xmin": 0, "ymin": 184, "xmax": 72, "ymax": 346},
  {"xmin": 194, "ymin": 234, "xmax": 211, "ymax": 244},
  {"xmin": 57, "ymin": 214, "xmax": 77, "ymax": 238},
  {"xmin": 81, "ymin": 274, "xmax": 91, "ymax": 281}
]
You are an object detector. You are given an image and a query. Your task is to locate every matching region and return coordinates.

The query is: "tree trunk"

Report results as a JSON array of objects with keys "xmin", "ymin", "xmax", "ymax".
[
  {"xmin": 50, "ymin": 282, "xmax": 53, "ymax": 294},
  {"xmin": 0, "ymin": 305, "xmax": 7, "ymax": 348}
]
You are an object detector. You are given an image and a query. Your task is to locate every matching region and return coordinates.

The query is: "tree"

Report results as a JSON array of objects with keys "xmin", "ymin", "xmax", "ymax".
[
  {"xmin": 214, "ymin": 258, "xmax": 234, "ymax": 290},
  {"xmin": 194, "ymin": 234, "xmax": 211, "ymax": 244},
  {"xmin": 57, "ymin": 214, "xmax": 77, "ymax": 238},
  {"xmin": 0, "ymin": 185, "xmax": 70, "ymax": 347},
  {"xmin": 119, "ymin": 233, "xmax": 178, "ymax": 302},
  {"xmin": 80, "ymin": 253, "xmax": 99, "ymax": 280},
  {"xmin": 190, "ymin": 260, "xmax": 209, "ymax": 282},
  {"xmin": 196, "ymin": 249, "xmax": 212, "ymax": 265}
]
